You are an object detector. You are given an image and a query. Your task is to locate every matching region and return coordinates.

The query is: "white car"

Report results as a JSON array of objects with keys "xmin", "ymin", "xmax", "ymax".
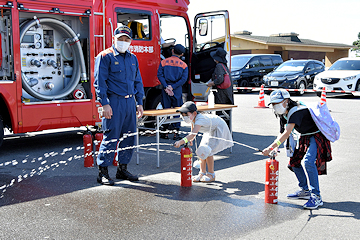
[{"xmin": 313, "ymin": 57, "xmax": 360, "ymax": 96}]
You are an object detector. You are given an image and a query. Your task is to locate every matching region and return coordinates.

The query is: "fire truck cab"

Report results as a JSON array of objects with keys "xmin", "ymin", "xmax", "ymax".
[{"xmin": 0, "ymin": 0, "xmax": 230, "ymax": 148}]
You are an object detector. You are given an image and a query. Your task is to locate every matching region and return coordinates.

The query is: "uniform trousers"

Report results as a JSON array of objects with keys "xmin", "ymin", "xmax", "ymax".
[
  {"xmin": 97, "ymin": 94, "xmax": 137, "ymax": 166},
  {"xmin": 161, "ymin": 87, "xmax": 183, "ymax": 130}
]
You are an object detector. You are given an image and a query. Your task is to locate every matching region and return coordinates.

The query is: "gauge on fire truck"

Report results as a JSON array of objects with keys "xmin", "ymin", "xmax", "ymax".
[{"xmin": 19, "ymin": 17, "xmax": 88, "ymax": 101}]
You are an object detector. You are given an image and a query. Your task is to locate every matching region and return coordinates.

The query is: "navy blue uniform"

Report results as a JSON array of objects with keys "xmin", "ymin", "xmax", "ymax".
[
  {"xmin": 157, "ymin": 56, "xmax": 188, "ymax": 129},
  {"xmin": 94, "ymin": 46, "xmax": 144, "ymax": 166}
]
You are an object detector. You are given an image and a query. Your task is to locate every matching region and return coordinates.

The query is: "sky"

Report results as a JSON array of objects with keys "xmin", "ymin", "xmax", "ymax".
[{"xmin": 187, "ymin": 0, "xmax": 360, "ymax": 47}]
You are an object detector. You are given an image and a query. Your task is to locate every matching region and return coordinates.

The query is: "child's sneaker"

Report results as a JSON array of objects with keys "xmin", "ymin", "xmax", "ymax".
[
  {"xmin": 303, "ymin": 193, "xmax": 323, "ymax": 209},
  {"xmin": 287, "ymin": 189, "xmax": 311, "ymax": 200}
]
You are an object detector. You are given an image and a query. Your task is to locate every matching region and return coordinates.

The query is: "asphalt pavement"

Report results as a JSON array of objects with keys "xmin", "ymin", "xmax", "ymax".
[{"xmin": 0, "ymin": 92, "xmax": 359, "ymax": 239}]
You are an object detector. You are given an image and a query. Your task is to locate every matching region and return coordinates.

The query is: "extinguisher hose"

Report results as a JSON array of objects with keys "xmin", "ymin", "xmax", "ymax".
[{"xmin": 233, "ymin": 141, "xmax": 262, "ymax": 152}]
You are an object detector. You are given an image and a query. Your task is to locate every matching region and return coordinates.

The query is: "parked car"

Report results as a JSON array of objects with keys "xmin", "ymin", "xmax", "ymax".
[
  {"xmin": 231, "ymin": 54, "xmax": 283, "ymax": 93},
  {"xmin": 263, "ymin": 59, "xmax": 325, "ymax": 95},
  {"xmin": 313, "ymin": 57, "xmax": 360, "ymax": 96}
]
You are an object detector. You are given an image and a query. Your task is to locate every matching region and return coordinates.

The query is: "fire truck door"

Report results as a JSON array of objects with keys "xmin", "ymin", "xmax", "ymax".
[
  {"xmin": 114, "ymin": 7, "xmax": 159, "ymax": 88},
  {"xmin": 191, "ymin": 11, "xmax": 231, "ymax": 101}
]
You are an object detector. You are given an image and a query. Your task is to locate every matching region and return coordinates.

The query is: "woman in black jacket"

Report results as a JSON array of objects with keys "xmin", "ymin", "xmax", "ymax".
[{"xmin": 207, "ymin": 48, "xmax": 234, "ymax": 127}]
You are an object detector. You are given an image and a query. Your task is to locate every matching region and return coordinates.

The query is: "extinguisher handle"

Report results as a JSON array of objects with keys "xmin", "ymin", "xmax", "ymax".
[{"xmin": 269, "ymin": 151, "xmax": 276, "ymax": 160}]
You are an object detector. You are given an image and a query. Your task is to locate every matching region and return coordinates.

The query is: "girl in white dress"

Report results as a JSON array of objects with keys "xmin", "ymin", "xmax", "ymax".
[{"xmin": 174, "ymin": 101, "xmax": 233, "ymax": 182}]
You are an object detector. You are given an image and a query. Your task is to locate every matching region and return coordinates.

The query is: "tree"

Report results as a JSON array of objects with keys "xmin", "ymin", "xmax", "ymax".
[{"xmin": 351, "ymin": 32, "xmax": 360, "ymax": 56}]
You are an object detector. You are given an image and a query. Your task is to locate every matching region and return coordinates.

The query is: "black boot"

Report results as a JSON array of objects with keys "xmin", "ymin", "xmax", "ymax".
[
  {"xmin": 97, "ymin": 166, "xmax": 115, "ymax": 186},
  {"xmin": 116, "ymin": 164, "xmax": 138, "ymax": 181},
  {"xmin": 160, "ymin": 126, "xmax": 169, "ymax": 139},
  {"xmin": 173, "ymin": 128, "xmax": 182, "ymax": 140}
]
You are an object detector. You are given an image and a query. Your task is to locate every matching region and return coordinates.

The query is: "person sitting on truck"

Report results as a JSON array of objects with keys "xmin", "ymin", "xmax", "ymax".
[
  {"xmin": 94, "ymin": 25, "xmax": 144, "ymax": 185},
  {"xmin": 157, "ymin": 44, "xmax": 188, "ymax": 140},
  {"xmin": 127, "ymin": 21, "xmax": 147, "ymax": 39}
]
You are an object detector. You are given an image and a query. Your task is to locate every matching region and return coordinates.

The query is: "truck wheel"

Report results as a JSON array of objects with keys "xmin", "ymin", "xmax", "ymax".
[
  {"xmin": 0, "ymin": 117, "xmax": 4, "ymax": 149},
  {"xmin": 237, "ymin": 80, "xmax": 250, "ymax": 94},
  {"xmin": 296, "ymin": 81, "xmax": 306, "ymax": 96},
  {"xmin": 144, "ymin": 94, "xmax": 162, "ymax": 128}
]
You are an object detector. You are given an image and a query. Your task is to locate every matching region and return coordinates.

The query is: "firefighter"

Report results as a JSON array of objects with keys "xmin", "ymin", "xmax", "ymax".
[
  {"xmin": 157, "ymin": 44, "xmax": 188, "ymax": 140},
  {"xmin": 94, "ymin": 26, "xmax": 144, "ymax": 185}
]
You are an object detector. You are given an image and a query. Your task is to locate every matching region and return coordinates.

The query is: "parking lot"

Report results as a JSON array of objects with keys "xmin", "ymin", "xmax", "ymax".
[{"xmin": 0, "ymin": 92, "xmax": 359, "ymax": 239}]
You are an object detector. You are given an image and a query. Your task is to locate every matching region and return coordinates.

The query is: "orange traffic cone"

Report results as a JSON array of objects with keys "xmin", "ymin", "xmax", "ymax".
[
  {"xmin": 320, "ymin": 87, "xmax": 326, "ymax": 106},
  {"xmin": 254, "ymin": 85, "xmax": 268, "ymax": 108}
]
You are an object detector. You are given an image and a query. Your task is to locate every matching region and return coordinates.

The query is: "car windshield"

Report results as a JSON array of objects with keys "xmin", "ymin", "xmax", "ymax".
[
  {"xmin": 231, "ymin": 56, "xmax": 252, "ymax": 70},
  {"xmin": 275, "ymin": 61, "xmax": 306, "ymax": 72},
  {"xmin": 328, "ymin": 60, "xmax": 360, "ymax": 70}
]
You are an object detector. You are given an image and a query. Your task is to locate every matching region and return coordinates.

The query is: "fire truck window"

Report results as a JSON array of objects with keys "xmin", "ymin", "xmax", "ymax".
[
  {"xmin": 195, "ymin": 15, "xmax": 226, "ymax": 52},
  {"xmin": 117, "ymin": 13, "xmax": 151, "ymax": 40},
  {"xmin": 160, "ymin": 15, "xmax": 188, "ymax": 49}
]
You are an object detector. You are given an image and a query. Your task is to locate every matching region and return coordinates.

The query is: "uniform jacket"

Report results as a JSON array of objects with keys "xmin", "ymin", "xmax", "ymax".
[
  {"xmin": 94, "ymin": 45, "xmax": 144, "ymax": 106},
  {"xmin": 157, "ymin": 56, "xmax": 188, "ymax": 90}
]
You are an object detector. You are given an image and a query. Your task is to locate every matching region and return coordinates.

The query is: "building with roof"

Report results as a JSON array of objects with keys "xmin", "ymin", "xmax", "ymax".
[{"xmin": 228, "ymin": 31, "xmax": 352, "ymax": 67}]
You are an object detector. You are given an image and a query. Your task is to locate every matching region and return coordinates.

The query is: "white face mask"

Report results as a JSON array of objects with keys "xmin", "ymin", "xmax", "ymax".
[
  {"xmin": 273, "ymin": 101, "xmax": 287, "ymax": 115},
  {"xmin": 115, "ymin": 41, "xmax": 130, "ymax": 53},
  {"xmin": 181, "ymin": 114, "xmax": 193, "ymax": 124}
]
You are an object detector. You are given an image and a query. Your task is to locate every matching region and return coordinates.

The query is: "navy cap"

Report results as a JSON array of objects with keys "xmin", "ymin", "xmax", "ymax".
[
  {"xmin": 176, "ymin": 101, "xmax": 197, "ymax": 113},
  {"xmin": 114, "ymin": 26, "xmax": 132, "ymax": 39},
  {"xmin": 173, "ymin": 44, "xmax": 186, "ymax": 55},
  {"xmin": 269, "ymin": 89, "xmax": 290, "ymax": 105}
]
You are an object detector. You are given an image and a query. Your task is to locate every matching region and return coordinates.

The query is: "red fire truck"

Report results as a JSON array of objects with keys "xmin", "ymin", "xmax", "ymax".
[{"xmin": 0, "ymin": 0, "xmax": 230, "ymax": 147}]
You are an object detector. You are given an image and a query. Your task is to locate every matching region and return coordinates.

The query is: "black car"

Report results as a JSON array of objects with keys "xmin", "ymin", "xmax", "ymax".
[
  {"xmin": 263, "ymin": 59, "xmax": 325, "ymax": 95},
  {"xmin": 231, "ymin": 54, "xmax": 283, "ymax": 92}
]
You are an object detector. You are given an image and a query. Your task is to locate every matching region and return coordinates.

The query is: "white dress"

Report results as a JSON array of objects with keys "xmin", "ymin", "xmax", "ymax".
[{"xmin": 193, "ymin": 113, "xmax": 233, "ymax": 156}]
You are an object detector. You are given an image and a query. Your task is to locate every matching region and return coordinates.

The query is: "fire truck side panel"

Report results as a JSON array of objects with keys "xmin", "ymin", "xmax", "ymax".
[
  {"xmin": 18, "ymin": 0, "xmax": 93, "ymax": 11},
  {"xmin": 0, "ymin": 83, "xmax": 18, "ymax": 133},
  {"xmin": 6, "ymin": 1, "xmax": 98, "ymax": 134},
  {"xmin": 21, "ymin": 101, "xmax": 94, "ymax": 132}
]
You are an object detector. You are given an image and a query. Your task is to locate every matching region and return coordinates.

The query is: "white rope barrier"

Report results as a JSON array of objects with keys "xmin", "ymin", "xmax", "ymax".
[
  {"xmin": 0, "ymin": 127, "xmax": 264, "ymax": 198},
  {"xmin": 233, "ymin": 86, "xmax": 360, "ymax": 94}
]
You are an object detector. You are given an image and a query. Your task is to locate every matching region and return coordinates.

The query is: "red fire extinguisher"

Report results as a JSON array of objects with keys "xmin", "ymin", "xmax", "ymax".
[
  {"xmin": 112, "ymin": 141, "xmax": 119, "ymax": 166},
  {"xmin": 113, "ymin": 152, "xmax": 118, "ymax": 166},
  {"xmin": 94, "ymin": 132, "xmax": 103, "ymax": 165},
  {"xmin": 94, "ymin": 132, "xmax": 103, "ymax": 152},
  {"xmin": 83, "ymin": 129, "xmax": 94, "ymax": 167},
  {"xmin": 265, "ymin": 152, "xmax": 279, "ymax": 204},
  {"xmin": 180, "ymin": 143, "xmax": 192, "ymax": 187}
]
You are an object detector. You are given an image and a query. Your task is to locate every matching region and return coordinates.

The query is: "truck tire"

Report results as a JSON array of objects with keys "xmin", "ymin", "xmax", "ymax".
[
  {"xmin": 144, "ymin": 94, "xmax": 162, "ymax": 128},
  {"xmin": 0, "ymin": 116, "xmax": 4, "ymax": 149}
]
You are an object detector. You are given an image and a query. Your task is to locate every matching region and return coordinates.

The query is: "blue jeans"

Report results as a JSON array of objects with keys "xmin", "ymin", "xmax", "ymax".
[{"xmin": 292, "ymin": 136, "xmax": 320, "ymax": 196}]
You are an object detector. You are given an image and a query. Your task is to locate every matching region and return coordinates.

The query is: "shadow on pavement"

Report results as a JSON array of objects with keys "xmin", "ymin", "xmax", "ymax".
[{"xmin": 306, "ymin": 201, "xmax": 360, "ymax": 220}]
